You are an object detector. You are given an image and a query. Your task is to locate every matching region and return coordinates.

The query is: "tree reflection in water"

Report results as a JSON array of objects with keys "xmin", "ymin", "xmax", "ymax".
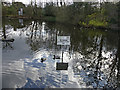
[
  {"xmin": 1, "ymin": 19, "xmax": 120, "ymax": 88},
  {"xmin": 1, "ymin": 24, "xmax": 14, "ymax": 49}
]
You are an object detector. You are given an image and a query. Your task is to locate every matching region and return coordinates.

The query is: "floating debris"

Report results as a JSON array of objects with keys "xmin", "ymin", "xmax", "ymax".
[
  {"xmin": 41, "ymin": 58, "xmax": 46, "ymax": 62},
  {"xmin": 53, "ymin": 55, "xmax": 60, "ymax": 59},
  {"xmin": 0, "ymin": 39, "xmax": 14, "ymax": 42}
]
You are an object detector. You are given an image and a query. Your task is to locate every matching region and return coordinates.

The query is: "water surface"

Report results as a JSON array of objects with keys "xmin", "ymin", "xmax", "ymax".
[{"xmin": 1, "ymin": 18, "xmax": 120, "ymax": 88}]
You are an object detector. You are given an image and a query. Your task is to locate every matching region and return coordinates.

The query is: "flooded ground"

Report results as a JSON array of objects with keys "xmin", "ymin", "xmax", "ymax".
[{"xmin": 1, "ymin": 18, "xmax": 120, "ymax": 89}]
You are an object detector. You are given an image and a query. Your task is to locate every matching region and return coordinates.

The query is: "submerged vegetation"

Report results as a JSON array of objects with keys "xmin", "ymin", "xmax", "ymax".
[{"xmin": 2, "ymin": 1, "xmax": 120, "ymax": 29}]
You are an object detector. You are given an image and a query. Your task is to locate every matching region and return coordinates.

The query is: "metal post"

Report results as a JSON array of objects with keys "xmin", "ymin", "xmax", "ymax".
[{"xmin": 62, "ymin": 50, "xmax": 63, "ymax": 63}]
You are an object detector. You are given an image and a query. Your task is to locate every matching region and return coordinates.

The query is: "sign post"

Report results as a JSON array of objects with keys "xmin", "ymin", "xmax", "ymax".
[
  {"xmin": 57, "ymin": 36, "xmax": 70, "ymax": 46},
  {"xmin": 56, "ymin": 36, "xmax": 70, "ymax": 70}
]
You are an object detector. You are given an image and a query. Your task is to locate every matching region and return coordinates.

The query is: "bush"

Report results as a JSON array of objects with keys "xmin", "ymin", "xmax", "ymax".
[{"xmin": 89, "ymin": 20, "xmax": 108, "ymax": 27}]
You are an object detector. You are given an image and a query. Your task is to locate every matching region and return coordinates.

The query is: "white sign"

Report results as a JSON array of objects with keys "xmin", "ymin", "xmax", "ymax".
[{"xmin": 57, "ymin": 36, "xmax": 70, "ymax": 45}]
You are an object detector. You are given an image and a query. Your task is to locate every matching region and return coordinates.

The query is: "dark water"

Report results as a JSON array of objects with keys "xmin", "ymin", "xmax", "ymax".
[{"xmin": 1, "ymin": 18, "xmax": 120, "ymax": 88}]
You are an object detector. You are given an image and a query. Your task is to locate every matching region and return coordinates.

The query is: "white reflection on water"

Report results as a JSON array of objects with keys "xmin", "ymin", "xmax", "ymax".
[
  {"xmin": 3, "ymin": 50, "xmax": 81, "ymax": 88},
  {"xmin": 2, "ymin": 21, "xmax": 115, "ymax": 88},
  {"xmin": 2, "ymin": 22, "xmax": 80, "ymax": 88}
]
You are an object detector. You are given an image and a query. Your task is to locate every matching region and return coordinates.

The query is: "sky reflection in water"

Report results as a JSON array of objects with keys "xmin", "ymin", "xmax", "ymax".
[{"xmin": 1, "ymin": 19, "xmax": 120, "ymax": 88}]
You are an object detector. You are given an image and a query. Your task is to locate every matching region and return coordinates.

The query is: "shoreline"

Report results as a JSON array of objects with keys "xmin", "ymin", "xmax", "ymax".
[{"xmin": 2, "ymin": 16, "xmax": 119, "ymax": 31}]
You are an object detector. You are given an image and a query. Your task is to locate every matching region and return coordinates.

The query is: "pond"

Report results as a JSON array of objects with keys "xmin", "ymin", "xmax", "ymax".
[{"xmin": 1, "ymin": 18, "xmax": 120, "ymax": 89}]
